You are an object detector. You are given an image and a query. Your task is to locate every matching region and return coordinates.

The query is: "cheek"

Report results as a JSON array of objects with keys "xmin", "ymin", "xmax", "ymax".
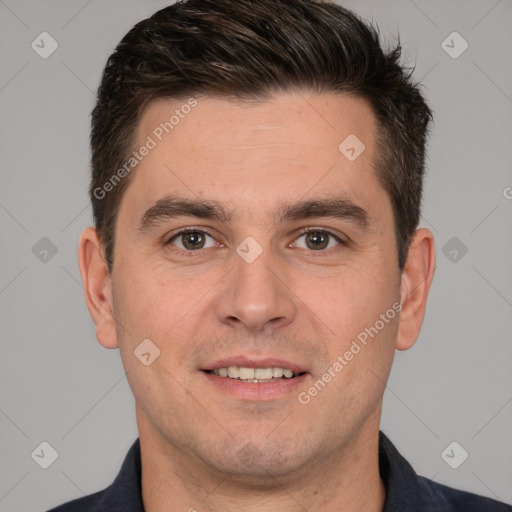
[
  {"xmin": 113, "ymin": 262, "xmax": 183, "ymax": 333},
  {"xmin": 112, "ymin": 265, "xmax": 216, "ymax": 379},
  {"xmin": 304, "ymin": 263, "xmax": 398, "ymax": 347},
  {"xmin": 112, "ymin": 271, "xmax": 201, "ymax": 428}
]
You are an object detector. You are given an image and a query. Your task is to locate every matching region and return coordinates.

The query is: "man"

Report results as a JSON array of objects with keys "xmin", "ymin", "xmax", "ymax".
[{"xmin": 48, "ymin": 0, "xmax": 511, "ymax": 510}]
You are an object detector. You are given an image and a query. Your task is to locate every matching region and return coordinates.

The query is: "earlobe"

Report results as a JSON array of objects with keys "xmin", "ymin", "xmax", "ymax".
[
  {"xmin": 395, "ymin": 228, "xmax": 436, "ymax": 351},
  {"xmin": 78, "ymin": 227, "xmax": 119, "ymax": 349}
]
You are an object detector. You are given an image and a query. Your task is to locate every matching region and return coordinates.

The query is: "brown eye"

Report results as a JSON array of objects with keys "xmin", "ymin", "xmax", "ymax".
[
  {"xmin": 168, "ymin": 230, "xmax": 216, "ymax": 251},
  {"xmin": 292, "ymin": 230, "xmax": 342, "ymax": 251},
  {"xmin": 304, "ymin": 231, "xmax": 330, "ymax": 250}
]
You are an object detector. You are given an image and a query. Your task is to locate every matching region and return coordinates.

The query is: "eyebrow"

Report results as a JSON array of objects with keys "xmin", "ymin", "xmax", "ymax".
[{"xmin": 138, "ymin": 195, "xmax": 370, "ymax": 232}]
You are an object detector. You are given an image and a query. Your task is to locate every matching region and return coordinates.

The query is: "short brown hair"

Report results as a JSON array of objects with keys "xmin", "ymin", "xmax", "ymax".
[{"xmin": 90, "ymin": 0, "xmax": 433, "ymax": 272}]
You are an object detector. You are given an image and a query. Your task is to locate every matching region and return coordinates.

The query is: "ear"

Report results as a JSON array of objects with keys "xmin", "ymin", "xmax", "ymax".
[
  {"xmin": 78, "ymin": 227, "xmax": 118, "ymax": 349},
  {"xmin": 396, "ymin": 228, "xmax": 436, "ymax": 351}
]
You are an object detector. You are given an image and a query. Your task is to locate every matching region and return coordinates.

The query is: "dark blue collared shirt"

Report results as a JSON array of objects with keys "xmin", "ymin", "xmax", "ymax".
[{"xmin": 47, "ymin": 431, "xmax": 511, "ymax": 511}]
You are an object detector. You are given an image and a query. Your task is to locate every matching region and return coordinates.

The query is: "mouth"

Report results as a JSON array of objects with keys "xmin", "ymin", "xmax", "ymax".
[
  {"xmin": 200, "ymin": 358, "xmax": 309, "ymax": 400},
  {"xmin": 202, "ymin": 366, "xmax": 307, "ymax": 383}
]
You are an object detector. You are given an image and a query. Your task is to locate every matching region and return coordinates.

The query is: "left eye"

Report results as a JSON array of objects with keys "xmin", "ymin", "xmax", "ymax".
[
  {"xmin": 292, "ymin": 230, "xmax": 341, "ymax": 251},
  {"xmin": 168, "ymin": 231, "xmax": 217, "ymax": 251}
]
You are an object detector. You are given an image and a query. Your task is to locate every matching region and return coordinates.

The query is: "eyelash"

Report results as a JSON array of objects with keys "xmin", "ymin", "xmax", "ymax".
[{"xmin": 165, "ymin": 227, "xmax": 346, "ymax": 255}]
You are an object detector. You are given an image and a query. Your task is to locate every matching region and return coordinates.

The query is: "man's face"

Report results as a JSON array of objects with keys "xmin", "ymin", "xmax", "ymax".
[{"xmin": 109, "ymin": 92, "xmax": 402, "ymax": 480}]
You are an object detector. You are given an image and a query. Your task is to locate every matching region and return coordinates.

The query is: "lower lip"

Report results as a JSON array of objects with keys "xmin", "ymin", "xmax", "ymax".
[{"xmin": 201, "ymin": 371, "xmax": 309, "ymax": 401}]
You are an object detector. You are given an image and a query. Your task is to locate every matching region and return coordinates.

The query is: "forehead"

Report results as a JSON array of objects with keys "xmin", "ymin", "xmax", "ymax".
[
  {"xmin": 137, "ymin": 92, "xmax": 377, "ymax": 154},
  {"xmin": 123, "ymin": 91, "xmax": 386, "ymax": 223}
]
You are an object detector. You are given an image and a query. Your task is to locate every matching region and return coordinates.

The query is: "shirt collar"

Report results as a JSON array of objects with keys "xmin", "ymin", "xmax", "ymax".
[
  {"xmin": 379, "ymin": 431, "xmax": 452, "ymax": 512},
  {"xmin": 100, "ymin": 431, "xmax": 453, "ymax": 511}
]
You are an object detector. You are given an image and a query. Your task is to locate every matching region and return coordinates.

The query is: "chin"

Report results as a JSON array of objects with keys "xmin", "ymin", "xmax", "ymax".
[{"xmin": 199, "ymin": 433, "xmax": 313, "ymax": 484}]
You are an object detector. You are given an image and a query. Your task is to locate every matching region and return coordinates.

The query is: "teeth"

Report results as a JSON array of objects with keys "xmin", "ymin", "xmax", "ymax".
[
  {"xmin": 211, "ymin": 366, "xmax": 299, "ymax": 381},
  {"xmin": 238, "ymin": 367, "xmax": 255, "ymax": 380},
  {"xmin": 272, "ymin": 367, "xmax": 284, "ymax": 378},
  {"xmin": 255, "ymin": 368, "xmax": 273, "ymax": 379},
  {"xmin": 227, "ymin": 366, "xmax": 239, "ymax": 378}
]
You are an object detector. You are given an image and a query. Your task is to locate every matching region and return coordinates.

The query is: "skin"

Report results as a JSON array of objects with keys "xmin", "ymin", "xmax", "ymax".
[{"xmin": 79, "ymin": 92, "xmax": 435, "ymax": 512}]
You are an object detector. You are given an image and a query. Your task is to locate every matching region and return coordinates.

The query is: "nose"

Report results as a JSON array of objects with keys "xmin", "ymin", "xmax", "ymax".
[{"xmin": 214, "ymin": 245, "xmax": 297, "ymax": 333}]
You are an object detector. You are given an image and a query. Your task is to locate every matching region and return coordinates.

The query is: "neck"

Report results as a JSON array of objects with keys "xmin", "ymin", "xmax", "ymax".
[{"xmin": 139, "ymin": 413, "xmax": 386, "ymax": 512}]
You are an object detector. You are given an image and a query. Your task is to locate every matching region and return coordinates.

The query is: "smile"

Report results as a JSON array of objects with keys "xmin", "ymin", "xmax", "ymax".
[{"xmin": 204, "ymin": 365, "xmax": 306, "ymax": 383}]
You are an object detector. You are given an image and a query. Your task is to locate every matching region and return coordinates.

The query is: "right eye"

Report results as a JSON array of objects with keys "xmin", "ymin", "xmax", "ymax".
[{"xmin": 166, "ymin": 230, "xmax": 218, "ymax": 252}]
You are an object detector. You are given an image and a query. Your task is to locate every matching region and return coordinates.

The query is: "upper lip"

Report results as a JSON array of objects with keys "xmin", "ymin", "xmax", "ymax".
[{"xmin": 202, "ymin": 356, "xmax": 308, "ymax": 374}]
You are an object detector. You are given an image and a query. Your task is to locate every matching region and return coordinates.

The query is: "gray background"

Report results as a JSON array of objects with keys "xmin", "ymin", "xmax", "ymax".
[{"xmin": 1, "ymin": 0, "xmax": 511, "ymax": 510}]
